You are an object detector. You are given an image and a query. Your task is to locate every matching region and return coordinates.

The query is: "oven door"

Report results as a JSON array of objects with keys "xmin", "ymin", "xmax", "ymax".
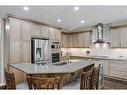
[{"xmin": 52, "ymin": 52, "xmax": 60, "ymax": 63}]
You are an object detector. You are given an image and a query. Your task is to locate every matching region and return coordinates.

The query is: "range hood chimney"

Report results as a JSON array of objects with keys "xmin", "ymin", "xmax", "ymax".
[{"xmin": 94, "ymin": 23, "xmax": 105, "ymax": 44}]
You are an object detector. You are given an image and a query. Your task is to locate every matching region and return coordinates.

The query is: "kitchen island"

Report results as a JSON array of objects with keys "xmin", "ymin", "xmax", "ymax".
[{"xmin": 10, "ymin": 59, "xmax": 94, "ymax": 89}]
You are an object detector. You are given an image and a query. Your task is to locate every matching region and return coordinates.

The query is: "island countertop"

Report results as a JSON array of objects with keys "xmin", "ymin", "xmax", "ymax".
[{"xmin": 10, "ymin": 60, "xmax": 94, "ymax": 74}]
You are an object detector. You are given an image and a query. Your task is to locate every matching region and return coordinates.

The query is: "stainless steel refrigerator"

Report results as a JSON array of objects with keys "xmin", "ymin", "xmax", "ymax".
[{"xmin": 31, "ymin": 38, "xmax": 49, "ymax": 64}]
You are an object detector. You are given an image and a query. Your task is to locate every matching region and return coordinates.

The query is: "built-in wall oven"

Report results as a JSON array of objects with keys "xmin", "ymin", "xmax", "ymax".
[
  {"xmin": 52, "ymin": 52, "xmax": 60, "ymax": 63},
  {"xmin": 50, "ymin": 41, "xmax": 61, "ymax": 63}
]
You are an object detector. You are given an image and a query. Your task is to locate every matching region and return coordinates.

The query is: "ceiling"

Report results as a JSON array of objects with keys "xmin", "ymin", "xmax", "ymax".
[{"xmin": 0, "ymin": 6, "xmax": 127, "ymax": 32}]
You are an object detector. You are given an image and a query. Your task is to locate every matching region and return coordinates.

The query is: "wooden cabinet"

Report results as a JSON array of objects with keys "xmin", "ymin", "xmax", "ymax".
[
  {"xmin": 109, "ymin": 60, "xmax": 127, "ymax": 79},
  {"xmin": 31, "ymin": 23, "xmax": 41, "ymax": 36},
  {"xmin": 40, "ymin": 25, "xmax": 49, "ymax": 38},
  {"xmin": 84, "ymin": 32, "xmax": 91, "ymax": 47},
  {"xmin": 21, "ymin": 41, "xmax": 30, "ymax": 63},
  {"xmin": 61, "ymin": 33, "xmax": 70, "ymax": 48},
  {"xmin": 78, "ymin": 32, "xmax": 91, "ymax": 48},
  {"xmin": 10, "ymin": 40, "xmax": 21, "ymax": 64},
  {"xmin": 61, "ymin": 31, "xmax": 91, "ymax": 48},
  {"xmin": 10, "ymin": 18, "xmax": 21, "ymax": 40},
  {"xmin": 55, "ymin": 29, "xmax": 61, "ymax": 40},
  {"xmin": 111, "ymin": 28, "xmax": 121, "ymax": 47},
  {"xmin": 69, "ymin": 33, "xmax": 78, "ymax": 48},
  {"xmin": 49, "ymin": 27, "xmax": 56, "ymax": 40},
  {"xmin": 120, "ymin": 27, "xmax": 127, "ymax": 47},
  {"xmin": 111, "ymin": 27, "xmax": 127, "ymax": 48},
  {"xmin": 21, "ymin": 21, "xmax": 31, "ymax": 41},
  {"xmin": 49, "ymin": 27, "xmax": 61, "ymax": 40}
]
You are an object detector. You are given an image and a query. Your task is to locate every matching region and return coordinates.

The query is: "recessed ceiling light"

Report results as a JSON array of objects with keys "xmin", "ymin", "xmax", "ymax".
[
  {"xmin": 57, "ymin": 19, "xmax": 62, "ymax": 22},
  {"xmin": 74, "ymin": 6, "xmax": 79, "ymax": 11},
  {"xmin": 23, "ymin": 6, "xmax": 29, "ymax": 11},
  {"xmin": 81, "ymin": 20, "xmax": 85, "ymax": 24}
]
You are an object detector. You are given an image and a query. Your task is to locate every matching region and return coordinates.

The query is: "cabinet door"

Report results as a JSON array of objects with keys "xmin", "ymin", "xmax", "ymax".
[
  {"xmin": 41, "ymin": 25, "xmax": 49, "ymax": 38},
  {"xmin": 10, "ymin": 18, "xmax": 21, "ymax": 40},
  {"xmin": 72, "ymin": 34, "xmax": 78, "ymax": 47},
  {"xmin": 61, "ymin": 33, "xmax": 66, "ymax": 48},
  {"xmin": 10, "ymin": 40, "xmax": 21, "ymax": 64},
  {"xmin": 55, "ymin": 29, "xmax": 61, "ymax": 41},
  {"xmin": 21, "ymin": 41, "xmax": 30, "ymax": 63},
  {"xmin": 103, "ymin": 60, "xmax": 110, "ymax": 75},
  {"xmin": 120, "ymin": 27, "xmax": 127, "ymax": 47},
  {"xmin": 31, "ymin": 23, "xmax": 41, "ymax": 36},
  {"xmin": 78, "ymin": 32, "xmax": 85, "ymax": 47},
  {"xmin": 111, "ymin": 28, "xmax": 121, "ymax": 47},
  {"xmin": 49, "ymin": 27, "xmax": 56, "ymax": 40},
  {"xmin": 21, "ymin": 21, "xmax": 31, "ymax": 41},
  {"xmin": 66, "ymin": 34, "xmax": 70, "ymax": 48},
  {"xmin": 109, "ymin": 60, "xmax": 127, "ymax": 79},
  {"xmin": 84, "ymin": 32, "xmax": 91, "ymax": 47},
  {"xmin": 10, "ymin": 67, "xmax": 22, "ymax": 85},
  {"xmin": 61, "ymin": 33, "xmax": 70, "ymax": 48}
]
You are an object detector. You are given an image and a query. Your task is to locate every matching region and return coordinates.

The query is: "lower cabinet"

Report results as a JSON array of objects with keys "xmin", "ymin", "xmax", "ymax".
[
  {"xmin": 91, "ymin": 59, "xmax": 127, "ymax": 80},
  {"xmin": 10, "ymin": 66, "xmax": 22, "ymax": 85},
  {"xmin": 109, "ymin": 60, "xmax": 127, "ymax": 79}
]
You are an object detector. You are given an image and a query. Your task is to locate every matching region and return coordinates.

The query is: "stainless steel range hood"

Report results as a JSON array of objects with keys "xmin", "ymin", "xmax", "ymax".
[
  {"xmin": 94, "ymin": 23, "xmax": 104, "ymax": 43},
  {"xmin": 93, "ymin": 23, "xmax": 110, "ymax": 44}
]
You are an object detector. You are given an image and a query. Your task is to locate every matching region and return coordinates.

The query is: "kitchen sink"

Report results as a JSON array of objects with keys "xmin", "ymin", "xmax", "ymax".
[
  {"xmin": 35, "ymin": 62, "xmax": 46, "ymax": 65},
  {"xmin": 53, "ymin": 61, "xmax": 68, "ymax": 66}
]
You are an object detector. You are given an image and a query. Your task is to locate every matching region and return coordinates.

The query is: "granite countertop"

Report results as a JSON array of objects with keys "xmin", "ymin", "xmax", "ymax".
[
  {"xmin": 69, "ymin": 56, "xmax": 127, "ymax": 61},
  {"xmin": 10, "ymin": 59, "xmax": 93, "ymax": 74}
]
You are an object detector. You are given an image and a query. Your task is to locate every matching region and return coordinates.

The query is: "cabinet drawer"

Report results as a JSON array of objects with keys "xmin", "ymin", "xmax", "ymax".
[{"xmin": 110, "ymin": 70, "xmax": 127, "ymax": 79}]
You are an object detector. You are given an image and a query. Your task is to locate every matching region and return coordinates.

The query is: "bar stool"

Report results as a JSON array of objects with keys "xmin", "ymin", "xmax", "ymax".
[
  {"xmin": 80, "ymin": 68, "xmax": 93, "ymax": 89},
  {"xmin": 26, "ymin": 76, "xmax": 61, "ymax": 89},
  {"xmin": 4, "ymin": 70, "xmax": 16, "ymax": 89},
  {"xmin": 91, "ymin": 66, "xmax": 100, "ymax": 89}
]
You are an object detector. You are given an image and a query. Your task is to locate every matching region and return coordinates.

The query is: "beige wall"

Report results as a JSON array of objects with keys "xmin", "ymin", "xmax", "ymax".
[{"xmin": 0, "ymin": 17, "xmax": 4, "ymax": 84}]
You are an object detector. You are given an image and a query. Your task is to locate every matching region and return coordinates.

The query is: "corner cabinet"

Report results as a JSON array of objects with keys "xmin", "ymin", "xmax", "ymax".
[{"xmin": 61, "ymin": 31, "xmax": 91, "ymax": 48}]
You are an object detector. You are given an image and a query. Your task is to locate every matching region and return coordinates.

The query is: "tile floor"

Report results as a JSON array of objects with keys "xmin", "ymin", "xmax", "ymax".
[{"xmin": 16, "ymin": 77, "xmax": 127, "ymax": 90}]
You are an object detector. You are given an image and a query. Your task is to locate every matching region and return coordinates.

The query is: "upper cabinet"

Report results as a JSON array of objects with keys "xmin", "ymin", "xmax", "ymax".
[
  {"xmin": 49, "ymin": 27, "xmax": 61, "ymax": 41},
  {"xmin": 61, "ymin": 31, "xmax": 91, "ymax": 48},
  {"xmin": 21, "ymin": 21, "xmax": 31, "ymax": 41},
  {"xmin": 40, "ymin": 25, "xmax": 49, "ymax": 38},
  {"xmin": 10, "ymin": 18, "xmax": 21, "ymax": 40},
  {"xmin": 111, "ymin": 27, "xmax": 127, "ymax": 48},
  {"xmin": 111, "ymin": 28, "xmax": 121, "ymax": 47},
  {"xmin": 78, "ymin": 32, "xmax": 91, "ymax": 48},
  {"xmin": 120, "ymin": 27, "xmax": 127, "ymax": 47},
  {"xmin": 69, "ymin": 33, "xmax": 78, "ymax": 48},
  {"xmin": 31, "ymin": 23, "xmax": 41, "ymax": 36},
  {"xmin": 61, "ymin": 33, "xmax": 70, "ymax": 48},
  {"xmin": 55, "ymin": 29, "xmax": 61, "ymax": 41}
]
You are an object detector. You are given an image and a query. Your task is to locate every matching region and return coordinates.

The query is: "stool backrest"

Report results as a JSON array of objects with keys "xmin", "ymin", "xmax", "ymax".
[
  {"xmin": 91, "ymin": 66, "xmax": 100, "ymax": 89},
  {"xmin": 27, "ymin": 76, "xmax": 61, "ymax": 89},
  {"xmin": 5, "ymin": 70, "xmax": 16, "ymax": 89},
  {"xmin": 80, "ymin": 68, "xmax": 93, "ymax": 89}
]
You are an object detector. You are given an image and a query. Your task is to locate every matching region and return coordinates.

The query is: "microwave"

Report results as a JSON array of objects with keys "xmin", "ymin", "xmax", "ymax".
[{"xmin": 51, "ymin": 41, "xmax": 61, "ymax": 50}]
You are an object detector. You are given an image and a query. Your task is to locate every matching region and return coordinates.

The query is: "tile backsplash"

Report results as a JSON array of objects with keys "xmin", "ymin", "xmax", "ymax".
[{"xmin": 61, "ymin": 48, "xmax": 127, "ymax": 57}]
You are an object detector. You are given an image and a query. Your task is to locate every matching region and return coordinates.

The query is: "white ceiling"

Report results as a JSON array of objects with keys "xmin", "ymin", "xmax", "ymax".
[{"xmin": 0, "ymin": 6, "xmax": 127, "ymax": 32}]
